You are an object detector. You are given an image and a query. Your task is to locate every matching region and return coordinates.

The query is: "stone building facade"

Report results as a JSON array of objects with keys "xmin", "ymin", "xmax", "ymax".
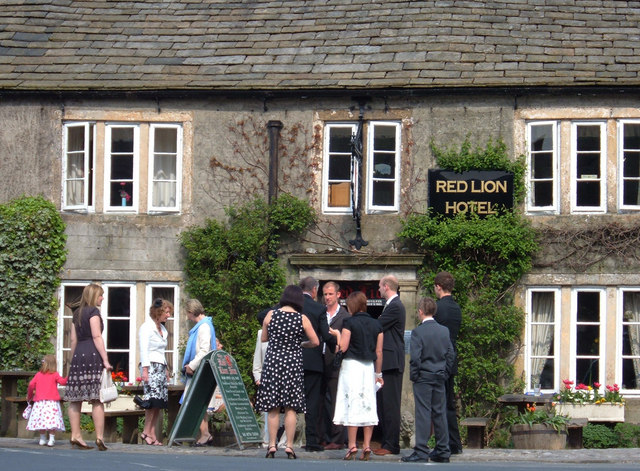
[{"xmin": 2, "ymin": 1, "xmax": 640, "ymax": 421}]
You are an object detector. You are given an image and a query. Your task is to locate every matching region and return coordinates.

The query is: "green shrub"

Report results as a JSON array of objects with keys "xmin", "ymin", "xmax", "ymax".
[
  {"xmin": 613, "ymin": 422, "xmax": 640, "ymax": 448},
  {"xmin": 180, "ymin": 195, "xmax": 315, "ymax": 398},
  {"xmin": 583, "ymin": 423, "xmax": 618, "ymax": 448},
  {"xmin": 0, "ymin": 195, "xmax": 67, "ymax": 370}
]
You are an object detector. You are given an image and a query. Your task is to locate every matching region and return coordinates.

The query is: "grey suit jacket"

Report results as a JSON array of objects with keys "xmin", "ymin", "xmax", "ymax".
[{"xmin": 409, "ymin": 318, "xmax": 454, "ymax": 383}]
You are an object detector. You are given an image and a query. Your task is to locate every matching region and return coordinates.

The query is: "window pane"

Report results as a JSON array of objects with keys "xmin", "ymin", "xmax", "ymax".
[
  {"xmin": 576, "ymin": 324, "xmax": 600, "ymax": 355},
  {"xmin": 535, "ymin": 359, "xmax": 554, "ymax": 390},
  {"xmin": 623, "ymin": 123, "xmax": 640, "ymax": 149},
  {"xmin": 373, "ymin": 125, "xmax": 396, "ymax": 151},
  {"xmin": 372, "ymin": 181, "xmax": 394, "ymax": 206},
  {"xmin": 622, "ymin": 357, "xmax": 638, "ymax": 389},
  {"xmin": 329, "ymin": 127, "xmax": 353, "ymax": 153},
  {"xmin": 373, "ymin": 153, "xmax": 394, "ymax": 179},
  {"xmin": 576, "ymin": 181, "xmax": 600, "ymax": 206},
  {"xmin": 533, "ymin": 181, "xmax": 552, "ymax": 206},
  {"xmin": 577, "ymin": 291, "xmax": 600, "ymax": 322},
  {"xmin": 576, "ymin": 358, "xmax": 599, "ymax": 385},
  {"xmin": 111, "ymin": 128, "xmax": 134, "ymax": 153},
  {"xmin": 152, "ymin": 182, "xmax": 177, "ymax": 207},
  {"xmin": 108, "ymin": 351, "xmax": 129, "ymax": 374},
  {"xmin": 623, "ymin": 181, "xmax": 640, "ymax": 206},
  {"xmin": 108, "ymin": 287, "xmax": 131, "ymax": 317},
  {"xmin": 623, "ymin": 151, "xmax": 640, "ymax": 178},
  {"xmin": 111, "ymin": 155, "xmax": 134, "ymax": 180},
  {"xmin": 154, "ymin": 128, "xmax": 177, "ymax": 153},
  {"xmin": 531, "ymin": 124, "xmax": 553, "ymax": 151},
  {"xmin": 107, "ymin": 319, "xmax": 130, "ymax": 349},
  {"xmin": 111, "ymin": 181, "xmax": 133, "ymax": 207},
  {"xmin": 576, "ymin": 125, "xmax": 601, "ymax": 151},
  {"xmin": 67, "ymin": 126, "xmax": 85, "ymax": 152},
  {"xmin": 154, "ymin": 154, "xmax": 177, "ymax": 178},
  {"xmin": 328, "ymin": 182, "xmax": 350, "ymax": 207},
  {"xmin": 532, "ymin": 153, "xmax": 553, "ymax": 179},
  {"xmin": 328, "ymin": 155, "xmax": 351, "ymax": 180}
]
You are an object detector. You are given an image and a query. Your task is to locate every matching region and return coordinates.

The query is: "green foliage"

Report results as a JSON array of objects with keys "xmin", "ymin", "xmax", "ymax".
[
  {"xmin": 505, "ymin": 404, "xmax": 568, "ymax": 433},
  {"xmin": 583, "ymin": 423, "xmax": 618, "ymax": 449},
  {"xmin": 0, "ymin": 196, "xmax": 67, "ymax": 370},
  {"xmin": 180, "ymin": 195, "xmax": 315, "ymax": 397},
  {"xmin": 613, "ymin": 422, "xmax": 640, "ymax": 448},
  {"xmin": 431, "ymin": 137, "xmax": 527, "ymax": 204},
  {"xmin": 400, "ymin": 140, "xmax": 538, "ymax": 417}
]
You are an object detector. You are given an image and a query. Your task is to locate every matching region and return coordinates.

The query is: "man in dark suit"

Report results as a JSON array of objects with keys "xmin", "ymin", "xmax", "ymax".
[
  {"xmin": 300, "ymin": 276, "xmax": 336, "ymax": 452},
  {"xmin": 320, "ymin": 281, "xmax": 350, "ymax": 449},
  {"xmin": 373, "ymin": 274, "xmax": 406, "ymax": 456},
  {"xmin": 402, "ymin": 296, "xmax": 454, "ymax": 463},
  {"xmin": 434, "ymin": 271, "xmax": 463, "ymax": 454}
]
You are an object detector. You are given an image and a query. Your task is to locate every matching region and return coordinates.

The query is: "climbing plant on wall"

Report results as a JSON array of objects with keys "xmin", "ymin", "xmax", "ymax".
[
  {"xmin": 400, "ymin": 138, "xmax": 538, "ymax": 417},
  {"xmin": 180, "ymin": 194, "xmax": 315, "ymax": 397},
  {"xmin": 0, "ymin": 195, "xmax": 67, "ymax": 370}
]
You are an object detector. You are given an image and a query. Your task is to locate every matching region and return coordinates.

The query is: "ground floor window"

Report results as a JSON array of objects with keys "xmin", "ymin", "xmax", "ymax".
[{"xmin": 57, "ymin": 282, "xmax": 180, "ymax": 381}]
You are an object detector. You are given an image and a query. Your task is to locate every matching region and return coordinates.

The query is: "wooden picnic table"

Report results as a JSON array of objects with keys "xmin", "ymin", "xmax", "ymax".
[
  {"xmin": 498, "ymin": 393, "xmax": 556, "ymax": 414},
  {"xmin": 0, "ymin": 370, "xmax": 37, "ymax": 436}
]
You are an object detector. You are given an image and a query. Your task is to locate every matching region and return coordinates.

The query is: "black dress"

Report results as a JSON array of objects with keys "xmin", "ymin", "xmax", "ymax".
[
  {"xmin": 65, "ymin": 307, "xmax": 104, "ymax": 402},
  {"xmin": 255, "ymin": 308, "xmax": 306, "ymax": 413}
]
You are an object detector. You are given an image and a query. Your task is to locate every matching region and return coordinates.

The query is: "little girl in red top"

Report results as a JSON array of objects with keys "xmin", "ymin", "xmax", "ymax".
[{"xmin": 27, "ymin": 354, "xmax": 68, "ymax": 447}]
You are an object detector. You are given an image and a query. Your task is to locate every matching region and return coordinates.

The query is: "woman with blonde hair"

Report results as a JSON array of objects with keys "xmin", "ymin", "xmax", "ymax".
[{"xmin": 65, "ymin": 283, "xmax": 112, "ymax": 451}]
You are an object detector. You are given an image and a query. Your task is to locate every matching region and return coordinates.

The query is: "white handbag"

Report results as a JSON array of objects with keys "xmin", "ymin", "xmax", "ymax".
[{"xmin": 99, "ymin": 368, "xmax": 118, "ymax": 403}]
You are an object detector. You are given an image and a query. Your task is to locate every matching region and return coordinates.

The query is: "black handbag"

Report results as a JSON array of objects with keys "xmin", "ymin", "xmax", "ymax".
[{"xmin": 133, "ymin": 395, "xmax": 151, "ymax": 409}]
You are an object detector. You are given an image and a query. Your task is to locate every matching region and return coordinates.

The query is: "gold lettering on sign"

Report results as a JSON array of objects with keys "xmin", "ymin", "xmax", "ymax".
[
  {"xmin": 445, "ymin": 201, "xmax": 498, "ymax": 215},
  {"xmin": 470, "ymin": 180, "xmax": 508, "ymax": 193}
]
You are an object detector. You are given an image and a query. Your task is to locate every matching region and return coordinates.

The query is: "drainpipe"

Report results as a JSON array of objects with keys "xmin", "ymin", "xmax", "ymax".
[{"xmin": 267, "ymin": 120, "xmax": 283, "ymax": 205}]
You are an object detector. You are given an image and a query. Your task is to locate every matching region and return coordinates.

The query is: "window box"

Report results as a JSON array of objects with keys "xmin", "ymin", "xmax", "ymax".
[{"xmin": 555, "ymin": 403, "xmax": 625, "ymax": 422}]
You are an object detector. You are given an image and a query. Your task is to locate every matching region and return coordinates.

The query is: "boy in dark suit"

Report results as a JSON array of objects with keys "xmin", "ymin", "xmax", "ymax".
[{"xmin": 402, "ymin": 297, "xmax": 454, "ymax": 463}]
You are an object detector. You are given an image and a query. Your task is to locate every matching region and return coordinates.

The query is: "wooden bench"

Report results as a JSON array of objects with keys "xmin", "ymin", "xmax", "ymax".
[
  {"xmin": 566, "ymin": 418, "xmax": 587, "ymax": 449},
  {"xmin": 81, "ymin": 409, "xmax": 145, "ymax": 443},
  {"xmin": 461, "ymin": 417, "xmax": 490, "ymax": 448},
  {"xmin": 5, "ymin": 396, "xmax": 32, "ymax": 438}
]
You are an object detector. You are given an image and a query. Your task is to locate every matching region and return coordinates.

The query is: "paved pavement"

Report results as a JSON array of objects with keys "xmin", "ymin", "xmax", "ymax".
[{"xmin": 0, "ymin": 437, "xmax": 638, "ymax": 464}]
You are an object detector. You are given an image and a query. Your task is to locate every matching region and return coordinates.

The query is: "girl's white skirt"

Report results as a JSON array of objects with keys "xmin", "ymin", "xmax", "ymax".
[
  {"xmin": 333, "ymin": 358, "xmax": 379, "ymax": 427},
  {"xmin": 26, "ymin": 400, "xmax": 65, "ymax": 432}
]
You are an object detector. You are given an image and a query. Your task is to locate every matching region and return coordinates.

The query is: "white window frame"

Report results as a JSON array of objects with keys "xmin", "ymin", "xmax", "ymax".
[
  {"xmin": 104, "ymin": 123, "xmax": 140, "ymax": 213},
  {"xmin": 62, "ymin": 122, "xmax": 95, "ymax": 212},
  {"xmin": 148, "ymin": 124, "xmax": 183, "ymax": 213},
  {"xmin": 366, "ymin": 121, "xmax": 401, "ymax": 213},
  {"xmin": 570, "ymin": 288, "xmax": 606, "ymax": 387},
  {"xmin": 617, "ymin": 288, "xmax": 640, "ymax": 394},
  {"xmin": 618, "ymin": 120, "xmax": 640, "ymax": 211},
  {"xmin": 570, "ymin": 121, "xmax": 606, "ymax": 213},
  {"xmin": 144, "ymin": 283, "xmax": 180, "ymax": 378},
  {"xmin": 322, "ymin": 123, "xmax": 357, "ymax": 214},
  {"xmin": 525, "ymin": 288, "xmax": 560, "ymax": 393},
  {"xmin": 101, "ymin": 282, "xmax": 137, "ymax": 379},
  {"xmin": 526, "ymin": 121, "xmax": 559, "ymax": 214}
]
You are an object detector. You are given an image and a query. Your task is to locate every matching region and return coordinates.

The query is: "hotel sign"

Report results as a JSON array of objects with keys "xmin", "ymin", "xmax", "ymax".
[{"xmin": 428, "ymin": 170, "xmax": 513, "ymax": 216}]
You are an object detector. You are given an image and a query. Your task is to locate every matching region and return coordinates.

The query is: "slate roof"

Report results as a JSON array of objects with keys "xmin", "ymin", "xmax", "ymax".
[{"xmin": 1, "ymin": 0, "xmax": 639, "ymax": 92}]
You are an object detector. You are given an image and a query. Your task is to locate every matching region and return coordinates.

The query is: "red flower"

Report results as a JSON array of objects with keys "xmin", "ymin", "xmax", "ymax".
[{"xmin": 593, "ymin": 382, "xmax": 601, "ymax": 388}]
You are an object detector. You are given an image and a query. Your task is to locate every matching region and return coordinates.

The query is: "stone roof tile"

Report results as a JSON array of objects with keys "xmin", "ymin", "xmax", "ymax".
[{"xmin": 1, "ymin": 0, "xmax": 639, "ymax": 91}]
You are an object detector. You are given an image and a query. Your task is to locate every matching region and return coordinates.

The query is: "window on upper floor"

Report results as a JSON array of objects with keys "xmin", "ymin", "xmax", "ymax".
[
  {"xmin": 322, "ymin": 121, "xmax": 400, "ymax": 214},
  {"xmin": 526, "ymin": 121, "xmax": 559, "ymax": 213},
  {"xmin": 619, "ymin": 120, "xmax": 640, "ymax": 209},
  {"xmin": 62, "ymin": 121, "xmax": 183, "ymax": 213},
  {"xmin": 571, "ymin": 122, "xmax": 606, "ymax": 213}
]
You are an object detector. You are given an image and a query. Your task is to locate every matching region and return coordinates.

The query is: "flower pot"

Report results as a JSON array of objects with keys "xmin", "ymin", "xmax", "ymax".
[
  {"xmin": 511, "ymin": 424, "xmax": 567, "ymax": 449},
  {"xmin": 555, "ymin": 403, "xmax": 624, "ymax": 422}
]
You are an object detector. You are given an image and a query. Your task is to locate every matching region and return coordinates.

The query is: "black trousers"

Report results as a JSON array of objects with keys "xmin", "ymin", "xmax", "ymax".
[
  {"xmin": 445, "ymin": 373, "xmax": 462, "ymax": 451},
  {"xmin": 322, "ymin": 371, "xmax": 345, "ymax": 445},
  {"xmin": 303, "ymin": 370, "xmax": 324, "ymax": 447},
  {"xmin": 376, "ymin": 368, "xmax": 402, "ymax": 454}
]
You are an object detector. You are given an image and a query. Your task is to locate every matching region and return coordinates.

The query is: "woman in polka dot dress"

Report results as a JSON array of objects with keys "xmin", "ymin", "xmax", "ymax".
[{"xmin": 255, "ymin": 285, "xmax": 319, "ymax": 459}]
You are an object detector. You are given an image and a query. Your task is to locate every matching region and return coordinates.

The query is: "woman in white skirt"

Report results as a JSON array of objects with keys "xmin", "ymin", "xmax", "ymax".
[{"xmin": 333, "ymin": 291, "xmax": 384, "ymax": 461}]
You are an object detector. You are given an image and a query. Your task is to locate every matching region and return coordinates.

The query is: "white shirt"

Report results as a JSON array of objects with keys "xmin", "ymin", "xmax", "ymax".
[{"xmin": 138, "ymin": 319, "xmax": 168, "ymax": 367}]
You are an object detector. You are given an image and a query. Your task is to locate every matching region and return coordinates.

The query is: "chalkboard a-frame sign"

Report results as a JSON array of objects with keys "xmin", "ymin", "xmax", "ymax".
[{"xmin": 168, "ymin": 350, "xmax": 262, "ymax": 449}]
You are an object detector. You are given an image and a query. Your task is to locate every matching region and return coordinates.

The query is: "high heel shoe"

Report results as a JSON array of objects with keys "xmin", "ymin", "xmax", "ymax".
[
  {"xmin": 284, "ymin": 446, "xmax": 297, "ymax": 459},
  {"xmin": 359, "ymin": 447, "xmax": 372, "ymax": 461},
  {"xmin": 343, "ymin": 446, "xmax": 358, "ymax": 460},
  {"xmin": 96, "ymin": 438, "xmax": 108, "ymax": 451},
  {"xmin": 265, "ymin": 445, "xmax": 277, "ymax": 458},
  {"xmin": 70, "ymin": 438, "xmax": 93, "ymax": 450}
]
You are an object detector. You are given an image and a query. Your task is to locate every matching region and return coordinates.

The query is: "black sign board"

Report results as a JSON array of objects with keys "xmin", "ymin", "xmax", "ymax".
[
  {"xmin": 210, "ymin": 350, "xmax": 262, "ymax": 445},
  {"xmin": 168, "ymin": 350, "xmax": 261, "ymax": 449},
  {"xmin": 428, "ymin": 170, "xmax": 514, "ymax": 217}
]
